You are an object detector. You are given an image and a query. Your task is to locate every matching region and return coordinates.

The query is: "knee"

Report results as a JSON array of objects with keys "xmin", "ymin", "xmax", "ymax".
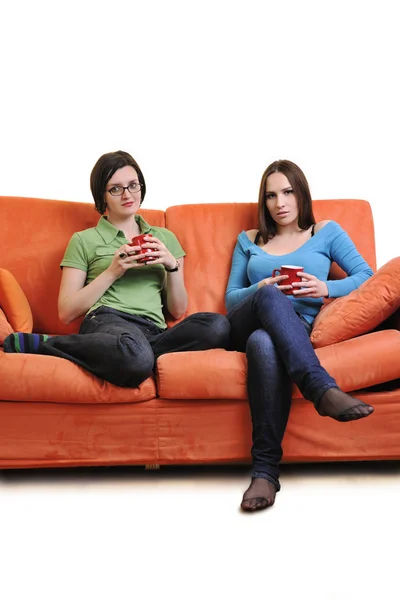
[
  {"xmin": 255, "ymin": 285, "xmax": 282, "ymax": 305},
  {"xmin": 206, "ymin": 313, "xmax": 231, "ymax": 348},
  {"xmin": 118, "ymin": 333, "xmax": 155, "ymax": 386},
  {"xmin": 246, "ymin": 329, "xmax": 277, "ymax": 360},
  {"xmin": 191, "ymin": 313, "xmax": 230, "ymax": 349}
]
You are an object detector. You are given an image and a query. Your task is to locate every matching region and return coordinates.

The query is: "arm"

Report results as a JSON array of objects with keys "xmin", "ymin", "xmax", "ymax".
[
  {"xmin": 58, "ymin": 266, "xmax": 118, "ymax": 324},
  {"xmin": 225, "ymin": 240, "xmax": 258, "ymax": 311},
  {"xmin": 325, "ymin": 224, "xmax": 374, "ymax": 297},
  {"xmin": 142, "ymin": 235, "xmax": 187, "ymax": 319},
  {"xmin": 293, "ymin": 222, "xmax": 374, "ymax": 299},
  {"xmin": 162, "ymin": 258, "xmax": 187, "ymax": 319}
]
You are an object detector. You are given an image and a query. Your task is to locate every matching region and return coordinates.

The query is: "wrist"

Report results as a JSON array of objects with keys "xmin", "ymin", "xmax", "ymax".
[{"xmin": 165, "ymin": 260, "xmax": 180, "ymax": 273}]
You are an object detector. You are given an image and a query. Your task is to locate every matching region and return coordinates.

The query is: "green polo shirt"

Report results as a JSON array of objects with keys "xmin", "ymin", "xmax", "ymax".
[{"xmin": 60, "ymin": 215, "xmax": 186, "ymax": 329}]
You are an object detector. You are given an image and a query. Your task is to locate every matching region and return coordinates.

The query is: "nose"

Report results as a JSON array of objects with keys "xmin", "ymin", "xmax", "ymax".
[
  {"xmin": 276, "ymin": 194, "xmax": 286, "ymax": 207},
  {"xmin": 122, "ymin": 187, "xmax": 132, "ymax": 198}
]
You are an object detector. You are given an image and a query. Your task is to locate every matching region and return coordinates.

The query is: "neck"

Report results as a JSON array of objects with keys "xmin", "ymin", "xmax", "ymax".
[
  {"xmin": 106, "ymin": 214, "xmax": 141, "ymax": 240},
  {"xmin": 275, "ymin": 222, "xmax": 303, "ymax": 236}
]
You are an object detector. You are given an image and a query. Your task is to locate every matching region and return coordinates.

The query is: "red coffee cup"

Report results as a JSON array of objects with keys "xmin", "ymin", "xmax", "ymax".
[
  {"xmin": 272, "ymin": 265, "xmax": 304, "ymax": 295},
  {"xmin": 129, "ymin": 233, "xmax": 156, "ymax": 263}
]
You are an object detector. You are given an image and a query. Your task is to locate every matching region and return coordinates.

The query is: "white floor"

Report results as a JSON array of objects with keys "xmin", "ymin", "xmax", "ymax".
[{"xmin": 1, "ymin": 462, "xmax": 399, "ymax": 600}]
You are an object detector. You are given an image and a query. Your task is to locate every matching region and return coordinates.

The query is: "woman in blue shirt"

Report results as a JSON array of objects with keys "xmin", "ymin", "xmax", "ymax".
[{"xmin": 226, "ymin": 159, "xmax": 374, "ymax": 512}]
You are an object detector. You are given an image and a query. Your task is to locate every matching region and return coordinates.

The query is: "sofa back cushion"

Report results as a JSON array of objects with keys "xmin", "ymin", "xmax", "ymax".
[
  {"xmin": 165, "ymin": 200, "xmax": 377, "ymax": 317},
  {"xmin": 0, "ymin": 196, "xmax": 165, "ymax": 334}
]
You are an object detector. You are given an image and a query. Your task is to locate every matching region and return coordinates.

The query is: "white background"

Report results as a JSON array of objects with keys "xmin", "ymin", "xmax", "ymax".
[
  {"xmin": 1, "ymin": 0, "xmax": 398, "ymax": 266},
  {"xmin": 1, "ymin": 2, "xmax": 400, "ymax": 599}
]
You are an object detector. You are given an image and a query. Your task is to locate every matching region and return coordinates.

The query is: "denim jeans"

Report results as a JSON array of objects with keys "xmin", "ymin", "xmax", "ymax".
[
  {"xmin": 39, "ymin": 306, "xmax": 230, "ymax": 388},
  {"xmin": 226, "ymin": 286, "xmax": 338, "ymax": 491}
]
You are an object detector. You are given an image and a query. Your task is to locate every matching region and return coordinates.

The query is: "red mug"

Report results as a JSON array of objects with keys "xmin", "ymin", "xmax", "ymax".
[
  {"xmin": 129, "ymin": 233, "xmax": 156, "ymax": 263},
  {"xmin": 272, "ymin": 265, "xmax": 304, "ymax": 295}
]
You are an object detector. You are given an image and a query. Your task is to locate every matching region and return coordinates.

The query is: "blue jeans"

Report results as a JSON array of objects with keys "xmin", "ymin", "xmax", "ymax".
[
  {"xmin": 227, "ymin": 286, "xmax": 338, "ymax": 491},
  {"xmin": 39, "ymin": 306, "xmax": 230, "ymax": 388}
]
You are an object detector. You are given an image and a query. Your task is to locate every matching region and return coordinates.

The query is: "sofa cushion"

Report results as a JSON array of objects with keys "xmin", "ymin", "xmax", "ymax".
[
  {"xmin": 156, "ymin": 349, "xmax": 248, "ymax": 400},
  {"xmin": 0, "ymin": 268, "xmax": 33, "ymax": 333},
  {"xmin": 0, "ymin": 353, "xmax": 157, "ymax": 404},
  {"xmin": 0, "ymin": 307, "xmax": 14, "ymax": 344},
  {"xmin": 156, "ymin": 331, "xmax": 400, "ymax": 401},
  {"xmin": 311, "ymin": 257, "xmax": 400, "ymax": 348}
]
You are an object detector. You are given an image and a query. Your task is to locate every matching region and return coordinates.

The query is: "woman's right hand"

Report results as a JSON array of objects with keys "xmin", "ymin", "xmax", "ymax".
[
  {"xmin": 258, "ymin": 274, "xmax": 292, "ymax": 292},
  {"xmin": 107, "ymin": 244, "xmax": 147, "ymax": 279}
]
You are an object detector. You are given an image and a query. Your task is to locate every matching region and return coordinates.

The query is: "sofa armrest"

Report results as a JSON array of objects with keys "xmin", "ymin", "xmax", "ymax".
[
  {"xmin": 0, "ymin": 268, "xmax": 33, "ymax": 333},
  {"xmin": 311, "ymin": 256, "xmax": 400, "ymax": 348}
]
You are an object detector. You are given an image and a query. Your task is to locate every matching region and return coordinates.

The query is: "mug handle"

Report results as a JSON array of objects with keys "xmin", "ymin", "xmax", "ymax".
[{"xmin": 272, "ymin": 269, "xmax": 281, "ymax": 277}]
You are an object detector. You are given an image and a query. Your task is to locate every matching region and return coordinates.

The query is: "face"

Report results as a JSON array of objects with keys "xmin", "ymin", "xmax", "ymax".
[
  {"xmin": 104, "ymin": 165, "xmax": 142, "ymax": 218},
  {"xmin": 265, "ymin": 171, "xmax": 299, "ymax": 227}
]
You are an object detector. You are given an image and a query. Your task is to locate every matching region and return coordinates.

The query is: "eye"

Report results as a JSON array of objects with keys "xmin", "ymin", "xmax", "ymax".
[
  {"xmin": 266, "ymin": 193, "xmax": 275, "ymax": 200},
  {"xmin": 108, "ymin": 186, "xmax": 121, "ymax": 194},
  {"xmin": 284, "ymin": 189, "xmax": 294, "ymax": 195},
  {"xmin": 128, "ymin": 182, "xmax": 140, "ymax": 192}
]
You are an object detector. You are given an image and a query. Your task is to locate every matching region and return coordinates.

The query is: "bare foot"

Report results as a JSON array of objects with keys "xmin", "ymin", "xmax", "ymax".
[
  {"xmin": 317, "ymin": 387, "xmax": 374, "ymax": 422},
  {"xmin": 241, "ymin": 478, "xmax": 277, "ymax": 512}
]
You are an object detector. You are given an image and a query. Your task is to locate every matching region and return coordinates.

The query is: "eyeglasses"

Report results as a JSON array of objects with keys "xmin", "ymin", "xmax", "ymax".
[{"xmin": 107, "ymin": 183, "xmax": 142, "ymax": 196}]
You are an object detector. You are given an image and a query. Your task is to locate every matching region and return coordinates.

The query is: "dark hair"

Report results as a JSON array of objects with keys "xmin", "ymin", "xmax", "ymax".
[
  {"xmin": 90, "ymin": 150, "xmax": 147, "ymax": 214},
  {"xmin": 258, "ymin": 159, "xmax": 315, "ymax": 243}
]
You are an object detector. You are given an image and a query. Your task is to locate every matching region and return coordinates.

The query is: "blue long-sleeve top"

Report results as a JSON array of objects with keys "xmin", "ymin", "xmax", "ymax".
[{"xmin": 225, "ymin": 221, "xmax": 374, "ymax": 324}]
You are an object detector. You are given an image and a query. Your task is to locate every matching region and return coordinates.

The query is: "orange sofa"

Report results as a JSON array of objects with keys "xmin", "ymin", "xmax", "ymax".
[{"xmin": 1, "ymin": 196, "xmax": 399, "ymax": 470}]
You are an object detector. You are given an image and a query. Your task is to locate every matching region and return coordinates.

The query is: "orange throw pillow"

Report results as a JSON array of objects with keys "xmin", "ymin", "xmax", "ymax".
[
  {"xmin": 0, "ymin": 268, "xmax": 33, "ymax": 333},
  {"xmin": 311, "ymin": 257, "xmax": 400, "ymax": 348},
  {"xmin": 0, "ymin": 307, "xmax": 14, "ymax": 344}
]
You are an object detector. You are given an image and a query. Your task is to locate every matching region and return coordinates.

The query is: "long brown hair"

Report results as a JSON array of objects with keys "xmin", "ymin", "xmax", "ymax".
[{"xmin": 258, "ymin": 160, "xmax": 315, "ymax": 243}]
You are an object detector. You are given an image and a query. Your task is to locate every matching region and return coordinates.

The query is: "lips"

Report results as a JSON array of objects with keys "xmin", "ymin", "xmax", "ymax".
[
  {"xmin": 276, "ymin": 211, "xmax": 289, "ymax": 217},
  {"xmin": 122, "ymin": 202, "xmax": 134, "ymax": 207}
]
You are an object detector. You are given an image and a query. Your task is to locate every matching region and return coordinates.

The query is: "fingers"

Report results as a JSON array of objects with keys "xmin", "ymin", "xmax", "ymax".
[
  {"xmin": 293, "ymin": 288, "xmax": 316, "ymax": 296},
  {"xmin": 276, "ymin": 285, "xmax": 293, "ymax": 291},
  {"xmin": 116, "ymin": 236, "xmax": 171, "ymax": 269},
  {"xmin": 115, "ymin": 248, "xmax": 147, "ymax": 267},
  {"xmin": 270, "ymin": 275, "xmax": 289, "ymax": 284},
  {"xmin": 292, "ymin": 280, "xmax": 313, "ymax": 288}
]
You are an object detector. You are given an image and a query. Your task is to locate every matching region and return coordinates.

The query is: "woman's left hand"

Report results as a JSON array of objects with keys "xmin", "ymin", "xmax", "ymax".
[
  {"xmin": 292, "ymin": 272, "xmax": 329, "ymax": 298},
  {"xmin": 141, "ymin": 236, "xmax": 177, "ymax": 270}
]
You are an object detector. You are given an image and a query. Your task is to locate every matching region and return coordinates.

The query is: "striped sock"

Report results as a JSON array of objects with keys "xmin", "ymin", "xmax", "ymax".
[{"xmin": 3, "ymin": 333, "xmax": 50, "ymax": 353}]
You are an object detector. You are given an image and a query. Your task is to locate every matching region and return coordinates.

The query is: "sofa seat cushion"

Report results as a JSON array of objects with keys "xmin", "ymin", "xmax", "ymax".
[
  {"xmin": 0, "ymin": 353, "xmax": 156, "ymax": 404},
  {"xmin": 156, "ymin": 331, "xmax": 400, "ymax": 401},
  {"xmin": 156, "ymin": 349, "xmax": 248, "ymax": 400}
]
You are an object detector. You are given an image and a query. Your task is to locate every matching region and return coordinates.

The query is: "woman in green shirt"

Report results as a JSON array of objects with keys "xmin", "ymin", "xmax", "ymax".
[{"xmin": 4, "ymin": 151, "xmax": 230, "ymax": 387}]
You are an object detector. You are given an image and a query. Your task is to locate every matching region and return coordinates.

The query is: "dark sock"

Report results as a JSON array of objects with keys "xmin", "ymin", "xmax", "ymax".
[
  {"xmin": 317, "ymin": 387, "xmax": 374, "ymax": 422},
  {"xmin": 241, "ymin": 478, "xmax": 277, "ymax": 512},
  {"xmin": 3, "ymin": 333, "xmax": 50, "ymax": 354}
]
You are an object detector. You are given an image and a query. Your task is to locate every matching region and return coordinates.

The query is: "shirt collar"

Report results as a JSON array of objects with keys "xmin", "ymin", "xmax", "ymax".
[{"xmin": 95, "ymin": 214, "xmax": 152, "ymax": 244}]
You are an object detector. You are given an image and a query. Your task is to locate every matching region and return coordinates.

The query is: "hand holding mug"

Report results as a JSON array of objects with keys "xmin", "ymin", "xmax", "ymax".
[
  {"xmin": 129, "ymin": 234, "xmax": 156, "ymax": 263},
  {"xmin": 292, "ymin": 272, "xmax": 329, "ymax": 298},
  {"xmin": 136, "ymin": 235, "xmax": 177, "ymax": 270},
  {"xmin": 109, "ymin": 243, "xmax": 147, "ymax": 279},
  {"xmin": 271, "ymin": 265, "xmax": 304, "ymax": 295},
  {"xmin": 258, "ymin": 274, "xmax": 292, "ymax": 292}
]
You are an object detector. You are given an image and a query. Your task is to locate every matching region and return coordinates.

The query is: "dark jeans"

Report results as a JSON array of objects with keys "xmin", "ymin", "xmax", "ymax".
[
  {"xmin": 39, "ymin": 306, "xmax": 230, "ymax": 388},
  {"xmin": 227, "ymin": 286, "xmax": 338, "ymax": 491}
]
